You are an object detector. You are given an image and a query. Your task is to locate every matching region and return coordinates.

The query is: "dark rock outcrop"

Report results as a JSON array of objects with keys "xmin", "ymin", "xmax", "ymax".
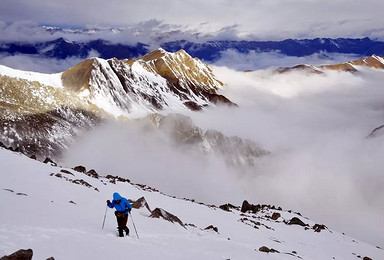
[
  {"xmin": 258, "ymin": 246, "xmax": 279, "ymax": 253},
  {"xmin": 204, "ymin": 225, "xmax": 219, "ymax": 233},
  {"xmin": 131, "ymin": 197, "xmax": 151, "ymax": 212},
  {"xmin": 219, "ymin": 203, "xmax": 239, "ymax": 212},
  {"xmin": 288, "ymin": 217, "xmax": 308, "ymax": 227},
  {"xmin": 241, "ymin": 200, "xmax": 261, "ymax": 213},
  {"xmin": 73, "ymin": 166, "xmax": 86, "ymax": 173},
  {"xmin": 271, "ymin": 212, "xmax": 281, "ymax": 220},
  {"xmin": 149, "ymin": 208, "xmax": 185, "ymax": 228},
  {"xmin": 0, "ymin": 249, "xmax": 33, "ymax": 260},
  {"xmin": 313, "ymin": 224, "xmax": 327, "ymax": 232}
]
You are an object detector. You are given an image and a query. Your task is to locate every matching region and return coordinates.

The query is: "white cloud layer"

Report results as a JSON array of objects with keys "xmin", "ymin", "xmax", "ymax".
[
  {"xmin": 60, "ymin": 65, "xmax": 384, "ymax": 248},
  {"xmin": 0, "ymin": 50, "xmax": 100, "ymax": 73},
  {"xmin": 211, "ymin": 50, "xmax": 363, "ymax": 71},
  {"xmin": 1, "ymin": 0, "xmax": 384, "ymax": 40}
]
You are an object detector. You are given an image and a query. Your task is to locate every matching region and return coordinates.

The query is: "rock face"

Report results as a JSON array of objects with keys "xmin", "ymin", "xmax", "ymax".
[
  {"xmin": 0, "ymin": 107, "xmax": 102, "ymax": 159},
  {"xmin": 288, "ymin": 217, "xmax": 308, "ymax": 227},
  {"xmin": 149, "ymin": 208, "xmax": 185, "ymax": 228},
  {"xmin": 61, "ymin": 48, "xmax": 235, "ymax": 117},
  {"xmin": 131, "ymin": 197, "xmax": 151, "ymax": 212},
  {"xmin": 241, "ymin": 200, "xmax": 262, "ymax": 213},
  {"xmin": 0, "ymin": 49, "xmax": 236, "ymax": 160},
  {"xmin": 0, "ymin": 249, "xmax": 33, "ymax": 260}
]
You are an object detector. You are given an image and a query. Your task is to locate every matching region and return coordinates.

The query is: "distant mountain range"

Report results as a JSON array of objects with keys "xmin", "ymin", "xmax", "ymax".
[{"xmin": 1, "ymin": 37, "xmax": 384, "ymax": 61}]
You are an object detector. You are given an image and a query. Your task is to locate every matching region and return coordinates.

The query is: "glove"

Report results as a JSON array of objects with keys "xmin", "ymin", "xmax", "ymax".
[{"xmin": 106, "ymin": 200, "xmax": 111, "ymax": 205}]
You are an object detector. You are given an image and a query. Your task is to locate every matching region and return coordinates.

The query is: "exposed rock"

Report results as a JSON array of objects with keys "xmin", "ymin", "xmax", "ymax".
[
  {"xmin": 46, "ymin": 257, "xmax": 55, "ymax": 260},
  {"xmin": 43, "ymin": 157, "xmax": 57, "ymax": 166},
  {"xmin": 69, "ymin": 200, "xmax": 76, "ymax": 204},
  {"xmin": 130, "ymin": 197, "xmax": 151, "ymax": 212},
  {"xmin": 219, "ymin": 203, "xmax": 239, "ymax": 212},
  {"xmin": 271, "ymin": 212, "xmax": 281, "ymax": 220},
  {"xmin": 0, "ymin": 249, "xmax": 33, "ymax": 260},
  {"xmin": 86, "ymin": 169, "xmax": 99, "ymax": 178},
  {"xmin": 16, "ymin": 193, "xmax": 27, "ymax": 196},
  {"xmin": 204, "ymin": 225, "xmax": 219, "ymax": 233},
  {"xmin": 149, "ymin": 208, "xmax": 185, "ymax": 228},
  {"xmin": 241, "ymin": 200, "xmax": 261, "ymax": 213},
  {"xmin": 71, "ymin": 179, "xmax": 92, "ymax": 188},
  {"xmin": 363, "ymin": 257, "xmax": 372, "ymax": 260},
  {"xmin": 30, "ymin": 155, "xmax": 37, "ymax": 160},
  {"xmin": 73, "ymin": 166, "xmax": 86, "ymax": 173},
  {"xmin": 313, "ymin": 224, "xmax": 327, "ymax": 232},
  {"xmin": 258, "ymin": 246, "xmax": 279, "ymax": 253},
  {"xmin": 3, "ymin": 189, "xmax": 14, "ymax": 193},
  {"xmin": 288, "ymin": 217, "xmax": 308, "ymax": 227},
  {"xmin": 60, "ymin": 169, "xmax": 74, "ymax": 176}
]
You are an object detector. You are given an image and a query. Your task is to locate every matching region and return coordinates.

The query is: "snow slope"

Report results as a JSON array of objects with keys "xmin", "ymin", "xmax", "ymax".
[
  {"xmin": 1, "ymin": 147, "xmax": 383, "ymax": 259},
  {"xmin": 0, "ymin": 65, "xmax": 63, "ymax": 88}
]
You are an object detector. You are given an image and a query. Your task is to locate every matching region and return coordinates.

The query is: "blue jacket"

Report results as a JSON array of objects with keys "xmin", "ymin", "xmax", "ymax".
[{"xmin": 107, "ymin": 192, "xmax": 132, "ymax": 215}]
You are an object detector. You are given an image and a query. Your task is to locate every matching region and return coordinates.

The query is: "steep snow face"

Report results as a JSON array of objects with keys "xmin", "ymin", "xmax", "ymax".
[{"xmin": 1, "ymin": 147, "xmax": 383, "ymax": 260}]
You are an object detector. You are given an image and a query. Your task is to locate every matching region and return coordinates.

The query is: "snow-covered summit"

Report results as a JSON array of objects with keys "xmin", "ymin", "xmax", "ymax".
[{"xmin": 60, "ymin": 49, "xmax": 234, "ymax": 117}]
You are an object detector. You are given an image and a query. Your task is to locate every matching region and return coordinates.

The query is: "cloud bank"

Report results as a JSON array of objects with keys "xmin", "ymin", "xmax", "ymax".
[
  {"xmin": 60, "ymin": 65, "xmax": 384, "ymax": 248},
  {"xmin": 211, "ymin": 50, "xmax": 363, "ymax": 71},
  {"xmin": 1, "ymin": 0, "xmax": 384, "ymax": 40}
]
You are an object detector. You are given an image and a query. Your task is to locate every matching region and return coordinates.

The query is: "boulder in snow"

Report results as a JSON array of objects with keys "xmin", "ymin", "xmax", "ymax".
[
  {"xmin": 241, "ymin": 200, "xmax": 261, "ymax": 213},
  {"xmin": 258, "ymin": 246, "xmax": 279, "ymax": 253},
  {"xmin": 0, "ymin": 249, "xmax": 33, "ymax": 260},
  {"xmin": 73, "ymin": 165, "xmax": 86, "ymax": 173},
  {"xmin": 150, "ymin": 208, "xmax": 185, "ymax": 228},
  {"xmin": 287, "ymin": 217, "xmax": 308, "ymax": 227},
  {"xmin": 271, "ymin": 212, "xmax": 281, "ymax": 220},
  {"xmin": 130, "ymin": 197, "xmax": 151, "ymax": 212},
  {"xmin": 204, "ymin": 225, "xmax": 219, "ymax": 233}
]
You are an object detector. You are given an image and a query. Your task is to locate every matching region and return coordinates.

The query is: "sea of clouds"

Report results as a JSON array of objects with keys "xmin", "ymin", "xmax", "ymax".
[{"xmin": 60, "ymin": 62, "xmax": 384, "ymax": 247}]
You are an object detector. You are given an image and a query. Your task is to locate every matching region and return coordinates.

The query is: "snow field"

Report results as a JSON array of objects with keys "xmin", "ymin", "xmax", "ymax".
[{"xmin": 1, "ymin": 148, "xmax": 383, "ymax": 259}]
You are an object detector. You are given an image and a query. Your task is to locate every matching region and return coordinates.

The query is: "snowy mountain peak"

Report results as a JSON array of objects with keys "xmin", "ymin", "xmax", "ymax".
[
  {"xmin": 60, "ymin": 49, "xmax": 234, "ymax": 116},
  {"xmin": 278, "ymin": 54, "xmax": 384, "ymax": 74}
]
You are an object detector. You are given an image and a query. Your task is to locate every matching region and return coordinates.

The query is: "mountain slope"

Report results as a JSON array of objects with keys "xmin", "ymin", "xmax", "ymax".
[
  {"xmin": 1, "ymin": 147, "xmax": 383, "ymax": 259},
  {"xmin": 0, "ymin": 54, "xmax": 258, "ymax": 167},
  {"xmin": 61, "ymin": 49, "xmax": 235, "ymax": 116},
  {"xmin": 0, "ymin": 73, "xmax": 106, "ymax": 158}
]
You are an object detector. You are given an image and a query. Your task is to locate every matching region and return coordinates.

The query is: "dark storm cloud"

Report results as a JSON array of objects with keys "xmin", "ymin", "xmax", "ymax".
[{"xmin": 1, "ymin": 0, "xmax": 384, "ymax": 40}]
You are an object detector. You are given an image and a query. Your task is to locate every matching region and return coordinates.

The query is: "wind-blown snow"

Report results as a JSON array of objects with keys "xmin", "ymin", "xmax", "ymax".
[{"xmin": 0, "ymin": 148, "xmax": 383, "ymax": 259}]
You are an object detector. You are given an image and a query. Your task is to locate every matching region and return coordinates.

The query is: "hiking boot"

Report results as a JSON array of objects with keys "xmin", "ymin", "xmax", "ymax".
[
  {"xmin": 124, "ymin": 226, "xmax": 129, "ymax": 236},
  {"xmin": 118, "ymin": 227, "xmax": 124, "ymax": 237}
]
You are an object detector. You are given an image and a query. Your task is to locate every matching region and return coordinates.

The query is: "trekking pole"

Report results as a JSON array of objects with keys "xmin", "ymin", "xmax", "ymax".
[
  {"xmin": 102, "ymin": 205, "xmax": 108, "ymax": 230},
  {"xmin": 129, "ymin": 212, "xmax": 140, "ymax": 239}
]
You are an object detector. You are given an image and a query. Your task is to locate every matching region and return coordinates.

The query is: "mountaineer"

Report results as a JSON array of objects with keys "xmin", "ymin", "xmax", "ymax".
[{"xmin": 107, "ymin": 192, "xmax": 133, "ymax": 237}]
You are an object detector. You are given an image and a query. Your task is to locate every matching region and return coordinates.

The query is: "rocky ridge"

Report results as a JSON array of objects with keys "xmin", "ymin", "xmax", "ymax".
[{"xmin": 277, "ymin": 54, "xmax": 384, "ymax": 74}]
